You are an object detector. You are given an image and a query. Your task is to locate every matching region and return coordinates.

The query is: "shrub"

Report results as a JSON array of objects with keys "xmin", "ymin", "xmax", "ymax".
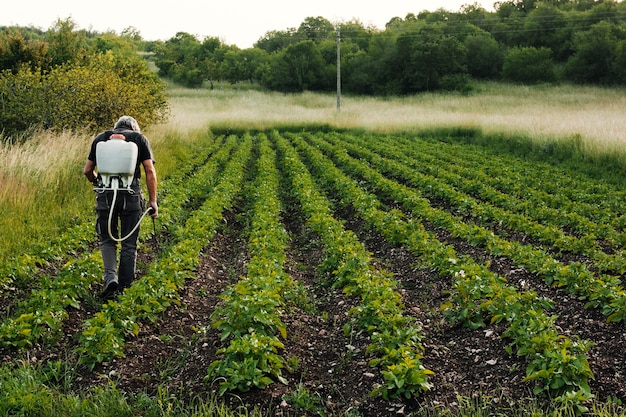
[
  {"xmin": 503, "ymin": 46, "xmax": 556, "ymax": 84},
  {"xmin": 0, "ymin": 52, "xmax": 169, "ymax": 138}
]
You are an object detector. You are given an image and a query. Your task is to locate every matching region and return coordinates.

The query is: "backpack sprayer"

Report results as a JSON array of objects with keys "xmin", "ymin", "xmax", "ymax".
[{"xmin": 94, "ymin": 133, "xmax": 153, "ymax": 242}]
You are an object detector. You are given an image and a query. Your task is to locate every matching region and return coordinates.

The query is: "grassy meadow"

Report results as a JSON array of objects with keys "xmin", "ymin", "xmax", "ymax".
[
  {"xmin": 2, "ymin": 81, "xmax": 626, "ymax": 262},
  {"xmin": 164, "ymin": 82, "xmax": 626, "ymax": 154}
]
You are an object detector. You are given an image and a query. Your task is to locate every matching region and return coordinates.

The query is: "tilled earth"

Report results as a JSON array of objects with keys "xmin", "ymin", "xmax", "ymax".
[{"xmin": 2, "ymin": 206, "xmax": 626, "ymax": 416}]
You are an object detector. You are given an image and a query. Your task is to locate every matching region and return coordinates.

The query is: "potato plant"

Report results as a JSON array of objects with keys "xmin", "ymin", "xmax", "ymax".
[{"xmin": 3, "ymin": 128, "xmax": 626, "ymax": 411}]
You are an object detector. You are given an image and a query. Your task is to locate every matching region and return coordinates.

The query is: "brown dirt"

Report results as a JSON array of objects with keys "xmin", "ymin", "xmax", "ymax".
[
  {"xmin": 2, "ymin": 203, "xmax": 625, "ymax": 417},
  {"xmin": 90, "ymin": 209, "xmax": 626, "ymax": 415}
]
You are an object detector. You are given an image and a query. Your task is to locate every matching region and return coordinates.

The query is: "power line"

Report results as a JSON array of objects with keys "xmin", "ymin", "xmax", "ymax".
[{"xmin": 253, "ymin": 9, "xmax": 626, "ymax": 45}]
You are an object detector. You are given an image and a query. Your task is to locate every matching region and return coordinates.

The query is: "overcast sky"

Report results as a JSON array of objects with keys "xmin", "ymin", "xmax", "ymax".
[{"xmin": 3, "ymin": 0, "xmax": 495, "ymax": 48}]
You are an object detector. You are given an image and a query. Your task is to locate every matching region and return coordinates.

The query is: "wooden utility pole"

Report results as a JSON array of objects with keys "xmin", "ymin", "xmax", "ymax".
[{"xmin": 336, "ymin": 25, "xmax": 341, "ymax": 112}]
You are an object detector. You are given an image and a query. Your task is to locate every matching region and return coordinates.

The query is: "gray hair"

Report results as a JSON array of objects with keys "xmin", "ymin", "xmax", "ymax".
[{"xmin": 114, "ymin": 116, "xmax": 141, "ymax": 133}]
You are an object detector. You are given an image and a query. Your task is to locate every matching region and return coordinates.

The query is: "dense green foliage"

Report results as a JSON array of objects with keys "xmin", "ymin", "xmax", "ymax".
[
  {"xmin": 0, "ymin": 19, "xmax": 169, "ymax": 138},
  {"xmin": 503, "ymin": 46, "xmax": 557, "ymax": 83},
  {"xmin": 149, "ymin": 0, "xmax": 626, "ymax": 92}
]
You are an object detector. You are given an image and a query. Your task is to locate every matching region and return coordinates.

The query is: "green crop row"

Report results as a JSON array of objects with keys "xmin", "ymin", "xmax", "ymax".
[
  {"xmin": 392, "ymin": 134, "xmax": 626, "ymax": 230},
  {"xmin": 0, "ymin": 252, "xmax": 102, "ymax": 348},
  {"xmin": 320, "ymin": 132, "xmax": 626, "ymax": 324},
  {"xmin": 347, "ymin": 132, "xmax": 626, "ymax": 257},
  {"xmin": 275, "ymin": 131, "xmax": 433, "ymax": 400},
  {"xmin": 156, "ymin": 135, "xmax": 233, "ymax": 231},
  {"xmin": 297, "ymin": 132, "xmax": 594, "ymax": 408},
  {"xmin": 76, "ymin": 135, "xmax": 253, "ymax": 369},
  {"xmin": 394, "ymin": 140, "xmax": 624, "ymax": 248},
  {"xmin": 208, "ymin": 133, "xmax": 296, "ymax": 395}
]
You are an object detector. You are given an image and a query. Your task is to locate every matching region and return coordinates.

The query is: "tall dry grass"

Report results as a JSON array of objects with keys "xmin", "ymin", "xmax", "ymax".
[
  {"xmin": 0, "ymin": 130, "xmax": 93, "ymax": 259},
  {"xmin": 0, "ymin": 130, "xmax": 90, "ymax": 203},
  {"xmin": 162, "ymin": 82, "xmax": 626, "ymax": 160}
]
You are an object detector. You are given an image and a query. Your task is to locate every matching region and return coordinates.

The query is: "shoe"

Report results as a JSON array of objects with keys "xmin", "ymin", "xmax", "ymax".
[
  {"xmin": 100, "ymin": 280, "xmax": 119, "ymax": 299},
  {"xmin": 116, "ymin": 286, "xmax": 126, "ymax": 297}
]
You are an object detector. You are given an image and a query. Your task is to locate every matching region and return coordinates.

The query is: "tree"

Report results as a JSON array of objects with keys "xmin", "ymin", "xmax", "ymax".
[
  {"xmin": 464, "ymin": 32, "xmax": 503, "ymax": 79},
  {"xmin": 0, "ymin": 66, "xmax": 44, "ymax": 133},
  {"xmin": 524, "ymin": 4, "xmax": 572, "ymax": 60},
  {"xmin": 564, "ymin": 21, "xmax": 625, "ymax": 84},
  {"xmin": 492, "ymin": 2, "xmax": 526, "ymax": 46},
  {"xmin": 255, "ymin": 29, "xmax": 298, "ymax": 53},
  {"xmin": 0, "ymin": 29, "xmax": 49, "ymax": 73},
  {"xmin": 612, "ymin": 39, "xmax": 626, "ymax": 83},
  {"xmin": 261, "ymin": 40, "xmax": 324, "ymax": 92},
  {"xmin": 46, "ymin": 18, "xmax": 88, "ymax": 67},
  {"xmin": 503, "ymin": 46, "xmax": 556, "ymax": 83},
  {"xmin": 297, "ymin": 16, "xmax": 335, "ymax": 43},
  {"xmin": 344, "ymin": 31, "xmax": 399, "ymax": 95},
  {"xmin": 90, "ymin": 32, "xmax": 137, "ymax": 57},
  {"xmin": 342, "ymin": 50, "xmax": 373, "ymax": 94},
  {"xmin": 509, "ymin": 0, "xmax": 539, "ymax": 14},
  {"xmin": 395, "ymin": 23, "xmax": 468, "ymax": 93},
  {"xmin": 222, "ymin": 47, "xmax": 268, "ymax": 83},
  {"xmin": 0, "ymin": 21, "xmax": 169, "ymax": 138},
  {"xmin": 338, "ymin": 20, "xmax": 374, "ymax": 51},
  {"xmin": 199, "ymin": 37, "xmax": 226, "ymax": 84},
  {"xmin": 121, "ymin": 26, "xmax": 142, "ymax": 42},
  {"xmin": 0, "ymin": 52, "xmax": 168, "ymax": 136},
  {"xmin": 153, "ymin": 32, "xmax": 206, "ymax": 87}
]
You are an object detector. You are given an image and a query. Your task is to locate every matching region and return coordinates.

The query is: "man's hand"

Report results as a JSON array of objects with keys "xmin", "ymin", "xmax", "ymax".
[{"xmin": 148, "ymin": 201, "xmax": 158, "ymax": 219}]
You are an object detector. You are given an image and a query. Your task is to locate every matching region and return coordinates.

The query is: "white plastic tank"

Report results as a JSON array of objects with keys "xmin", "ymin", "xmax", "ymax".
[{"xmin": 96, "ymin": 135, "xmax": 138, "ymax": 189}]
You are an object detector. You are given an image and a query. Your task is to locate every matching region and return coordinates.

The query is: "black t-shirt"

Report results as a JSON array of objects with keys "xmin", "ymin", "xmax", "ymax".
[{"xmin": 88, "ymin": 128, "xmax": 155, "ymax": 188}]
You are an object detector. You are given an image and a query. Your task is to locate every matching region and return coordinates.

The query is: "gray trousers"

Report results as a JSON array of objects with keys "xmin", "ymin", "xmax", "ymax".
[{"xmin": 96, "ymin": 190, "xmax": 144, "ymax": 290}]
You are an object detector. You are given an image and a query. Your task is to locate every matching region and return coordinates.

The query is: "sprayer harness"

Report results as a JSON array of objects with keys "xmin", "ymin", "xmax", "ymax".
[{"xmin": 94, "ymin": 132, "xmax": 153, "ymax": 242}]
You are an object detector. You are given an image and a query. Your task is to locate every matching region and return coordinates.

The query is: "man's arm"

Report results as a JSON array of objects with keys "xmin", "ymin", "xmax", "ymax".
[
  {"xmin": 142, "ymin": 159, "xmax": 158, "ymax": 218},
  {"xmin": 83, "ymin": 159, "xmax": 98, "ymax": 184}
]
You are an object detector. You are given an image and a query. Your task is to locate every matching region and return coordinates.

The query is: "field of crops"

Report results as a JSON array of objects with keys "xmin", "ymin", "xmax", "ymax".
[{"xmin": 1, "ymin": 128, "xmax": 625, "ymax": 416}]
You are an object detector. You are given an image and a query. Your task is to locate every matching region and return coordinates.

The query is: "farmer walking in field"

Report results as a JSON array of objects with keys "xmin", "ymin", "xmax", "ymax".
[{"xmin": 83, "ymin": 116, "xmax": 158, "ymax": 299}]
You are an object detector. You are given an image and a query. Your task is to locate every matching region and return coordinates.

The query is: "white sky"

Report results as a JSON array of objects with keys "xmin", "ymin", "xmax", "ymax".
[{"xmin": 3, "ymin": 0, "xmax": 495, "ymax": 49}]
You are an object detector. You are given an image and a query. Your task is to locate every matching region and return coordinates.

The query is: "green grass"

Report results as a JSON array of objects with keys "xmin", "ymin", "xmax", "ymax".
[
  {"xmin": 0, "ymin": 361, "xmax": 266, "ymax": 417},
  {"xmin": 2, "ymin": 359, "xmax": 618, "ymax": 417}
]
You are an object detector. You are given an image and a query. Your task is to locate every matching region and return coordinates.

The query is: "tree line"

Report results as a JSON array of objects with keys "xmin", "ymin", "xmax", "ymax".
[
  {"xmin": 151, "ymin": 0, "xmax": 626, "ymax": 92},
  {"xmin": 1, "ymin": 0, "xmax": 625, "ymax": 136}
]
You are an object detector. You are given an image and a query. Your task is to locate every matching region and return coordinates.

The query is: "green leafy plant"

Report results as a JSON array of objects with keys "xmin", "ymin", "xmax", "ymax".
[
  {"xmin": 275, "ymin": 131, "xmax": 432, "ymax": 400},
  {"xmin": 207, "ymin": 332, "xmax": 287, "ymax": 395},
  {"xmin": 282, "ymin": 383, "xmax": 326, "ymax": 416},
  {"xmin": 208, "ymin": 134, "xmax": 293, "ymax": 393}
]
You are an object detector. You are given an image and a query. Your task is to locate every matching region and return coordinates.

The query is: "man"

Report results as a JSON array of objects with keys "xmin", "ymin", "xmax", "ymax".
[{"xmin": 83, "ymin": 116, "xmax": 158, "ymax": 299}]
